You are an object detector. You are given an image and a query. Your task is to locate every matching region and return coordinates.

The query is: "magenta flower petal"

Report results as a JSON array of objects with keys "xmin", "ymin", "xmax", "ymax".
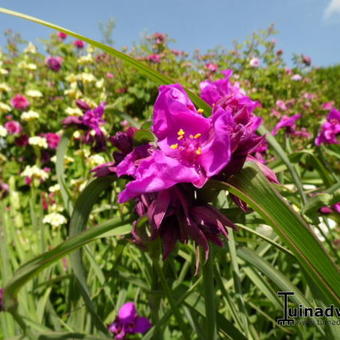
[
  {"xmin": 118, "ymin": 150, "xmax": 205, "ymax": 203},
  {"xmin": 133, "ymin": 317, "xmax": 152, "ymax": 333},
  {"xmin": 118, "ymin": 302, "xmax": 137, "ymax": 323}
]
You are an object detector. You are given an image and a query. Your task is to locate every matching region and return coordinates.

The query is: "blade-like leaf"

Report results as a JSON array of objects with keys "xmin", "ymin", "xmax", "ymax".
[
  {"xmin": 211, "ymin": 162, "xmax": 340, "ymax": 306},
  {"xmin": 3, "ymin": 216, "xmax": 132, "ymax": 310}
]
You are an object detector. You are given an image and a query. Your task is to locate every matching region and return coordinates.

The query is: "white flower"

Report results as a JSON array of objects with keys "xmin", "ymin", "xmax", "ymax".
[
  {"xmin": 0, "ymin": 102, "xmax": 11, "ymax": 113},
  {"xmin": 88, "ymin": 154, "xmax": 105, "ymax": 167},
  {"xmin": 18, "ymin": 61, "xmax": 37, "ymax": 71},
  {"xmin": 29, "ymin": 136, "xmax": 48, "ymax": 149},
  {"xmin": 0, "ymin": 68, "xmax": 8, "ymax": 75},
  {"xmin": 21, "ymin": 110, "xmax": 40, "ymax": 121},
  {"xmin": 43, "ymin": 212, "xmax": 67, "ymax": 227},
  {"xmin": 249, "ymin": 57, "xmax": 260, "ymax": 68},
  {"xmin": 21, "ymin": 165, "xmax": 49, "ymax": 181},
  {"xmin": 24, "ymin": 42, "xmax": 37, "ymax": 54},
  {"xmin": 79, "ymin": 73, "xmax": 96, "ymax": 83},
  {"xmin": 96, "ymin": 79, "xmax": 104, "ymax": 89},
  {"xmin": 0, "ymin": 83, "xmax": 11, "ymax": 92},
  {"xmin": 65, "ymin": 107, "xmax": 82, "ymax": 116},
  {"xmin": 26, "ymin": 89, "xmax": 43, "ymax": 98},
  {"xmin": 77, "ymin": 54, "xmax": 93, "ymax": 64},
  {"xmin": 291, "ymin": 74, "xmax": 302, "ymax": 81},
  {"xmin": 0, "ymin": 125, "xmax": 8, "ymax": 137},
  {"xmin": 48, "ymin": 183, "xmax": 60, "ymax": 193}
]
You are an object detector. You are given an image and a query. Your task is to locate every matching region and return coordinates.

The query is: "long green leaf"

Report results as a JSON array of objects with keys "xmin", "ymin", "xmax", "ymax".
[
  {"xmin": 56, "ymin": 130, "xmax": 73, "ymax": 215},
  {"xmin": 0, "ymin": 7, "xmax": 211, "ymax": 114},
  {"xmin": 212, "ymin": 162, "xmax": 340, "ymax": 306},
  {"xmin": 3, "ymin": 216, "xmax": 132, "ymax": 310},
  {"xmin": 68, "ymin": 176, "xmax": 116, "ymax": 334}
]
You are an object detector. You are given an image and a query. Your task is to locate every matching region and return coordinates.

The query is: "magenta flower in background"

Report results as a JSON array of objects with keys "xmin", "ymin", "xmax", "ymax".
[
  {"xmin": 11, "ymin": 94, "xmax": 30, "ymax": 110},
  {"xmin": 46, "ymin": 56, "xmax": 63, "ymax": 71},
  {"xmin": 73, "ymin": 40, "xmax": 85, "ymax": 49},
  {"xmin": 271, "ymin": 114, "xmax": 301, "ymax": 135},
  {"xmin": 5, "ymin": 120, "xmax": 22, "ymax": 135},
  {"xmin": 315, "ymin": 109, "xmax": 340, "ymax": 145},
  {"xmin": 15, "ymin": 134, "xmax": 29, "ymax": 146},
  {"xmin": 146, "ymin": 54, "xmax": 162, "ymax": 63},
  {"xmin": 108, "ymin": 302, "xmax": 151, "ymax": 340},
  {"xmin": 63, "ymin": 103, "xmax": 106, "ymax": 151},
  {"xmin": 76, "ymin": 99, "xmax": 92, "ymax": 112},
  {"xmin": 152, "ymin": 32, "xmax": 167, "ymax": 44},
  {"xmin": 302, "ymin": 55, "xmax": 312, "ymax": 66},
  {"xmin": 205, "ymin": 63, "xmax": 218, "ymax": 72},
  {"xmin": 276, "ymin": 100, "xmax": 287, "ymax": 111},
  {"xmin": 322, "ymin": 102, "xmax": 334, "ymax": 111},
  {"xmin": 249, "ymin": 57, "xmax": 260, "ymax": 67},
  {"xmin": 320, "ymin": 202, "xmax": 340, "ymax": 215},
  {"xmin": 57, "ymin": 32, "xmax": 67, "ymax": 40},
  {"xmin": 42, "ymin": 133, "xmax": 61, "ymax": 149}
]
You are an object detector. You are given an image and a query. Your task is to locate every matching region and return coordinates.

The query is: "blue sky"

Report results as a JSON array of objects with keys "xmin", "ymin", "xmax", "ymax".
[{"xmin": 0, "ymin": 0, "xmax": 339, "ymax": 66}]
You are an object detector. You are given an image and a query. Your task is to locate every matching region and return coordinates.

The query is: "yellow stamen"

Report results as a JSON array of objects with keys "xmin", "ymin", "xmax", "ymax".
[
  {"xmin": 197, "ymin": 108, "xmax": 204, "ymax": 113},
  {"xmin": 170, "ymin": 143, "xmax": 179, "ymax": 149},
  {"xmin": 196, "ymin": 147, "xmax": 202, "ymax": 155},
  {"xmin": 177, "ymin": 135, "xmax": 184, "ymax": 140},
  {"xmin": 193, "ymin": 133, "xmax": 201, "ymax": 139},
  {"xmin": 189, "ymin": 134, "xmax": 194, "ymax": 139},
  {"xmin": 177, "ymin": 129, "xmax": 185, "ymax": 136}
]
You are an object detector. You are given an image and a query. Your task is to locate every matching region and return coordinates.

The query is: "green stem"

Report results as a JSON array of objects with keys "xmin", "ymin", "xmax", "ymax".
[
  {"xmin": 149, "ymin": 257, "xmax": 161, "ymax": 340},
  {"xmin": 202, "ymin": 250, "xmax": 217, "ymax": 340},
  {"xmin": 154, "ymin": 259, "xmax": 191, "ymax": 340}
]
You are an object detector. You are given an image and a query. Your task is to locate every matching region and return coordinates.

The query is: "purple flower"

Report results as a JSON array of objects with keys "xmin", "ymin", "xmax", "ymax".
[
  {"xmin": 276, "ymin": 100, "xmax": 287, "ymax": 111},
  {"xmin": 46, "ymin": 56, "xmax": 63, "ymax": 71},
  {"xmin": 117, "ymin": 84, "xmax": 231, "ymax": 203},
  {"xmin": 42, "ymin": 132, "xmax": 61, "ymax": 149},
  {"xmin": 63, "ymin": 103, "xmax": 106, "ymax": 151},
  {"xmin": 205, "ymin": 63, "xmax": 218, "ymax": 72},
  {"xmin": 320, "ymin": 202, "xmax": 340, "ymax": 215},
  {"xmin": 133, "ymin": 185, "xmax": 236, "ymax": 258},
  {"xmin": 57, "ymin": 32, "xmax": 67, "ymax": 40},
  {"xmin": 5, "ymin": 120, "xmax": 22, "ymax": 135},
  {"xmin": 73, "ymin": 40, "xmax": 85, "ymax": 49},
  {"xmin": 271, "ymin": 114, "xmax": 301, "ymax": 135},
  {"xmin": 76, "ymin": 99, "xmax": 92, "ymax": 112},
  {"xmin": 11, "ymin": 94, "xmax": 30, "ymax": 110},
  {"xmin": 108, "ymin": 302, "xmax": 151, "ymax": 340},
  {"xmin": 146, "ymin": 54, "xmax": 161, "ymax": 63},
  {"xmin": 302, "ymin": 55, "xmax": 312, "ymax": 66},
  {"xmin": 315, "ymin": 109, "xmax": 340, "ymax": 145}
]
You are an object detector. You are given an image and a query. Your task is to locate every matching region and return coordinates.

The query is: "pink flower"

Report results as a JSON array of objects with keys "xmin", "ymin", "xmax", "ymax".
[
  {"xmin": 291, "ymin": 74, "xmax": 302, "ymax": 81},
  {"xmin": 106, "ymin": 72, "xmax": 114, "ymax": 79},
  {"xmin": 57, "ymin": 32, "xmax": 67, "ymax": 40},
  {"xmin": 46, "ymin": 56, "xmax": 63, "ymax": 71},
  {"xmin": 276, "ymin": 100, "xmax": 287, "ymax": 111},
  {"xmin": 322, "ymin": 102, "xmax": 334, "ymax": 111},
  {"xmin": 315, "ymin": 109, "xmax": 340, "ymax": 145},
  {"xmin": 5, "ymin": 121, "xmax": 22, "ymax": 135},
  {"xmin": 249, "ymin": 58, "xmax": 260, "ymax": 68},
  {"xmin": 205, "ymin": 63, "xmax": 218, "ymax": 72},
  {"xmin": 302, "ymin": 55, "xmax": 312, "ymax": 66},
  {"xmin": 108, "ymin": 302, "xmax": 151, "ymax": 340},
  {"xmin": 11, "ymin": 94, "xmax": 30, "ymax": 110},
  {"xmin": 146, "ymin": 54, "xmax": 161, "ymax": 63},
  {"xmin": 73, "ymin": 40, "xmax": 85, "ymax": 49},
  {"xmin": 42, "ymin": 133, "xmax": 61, "ymax": 149}
]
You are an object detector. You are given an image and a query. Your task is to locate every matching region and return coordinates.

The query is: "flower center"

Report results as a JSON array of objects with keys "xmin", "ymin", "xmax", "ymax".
[{"xmin": 170, "ymin": 129, "xmax": 203, "ymax": 165}]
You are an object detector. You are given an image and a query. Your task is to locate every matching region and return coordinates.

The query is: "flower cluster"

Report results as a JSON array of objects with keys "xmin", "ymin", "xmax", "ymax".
[
  {"xmin": 94, "ymin": 71, "xmax": 275, "ymax": 257},
  {"xmin": 108, "ymin": 302, "xmax": 151, "ymax": 340},
  {"xmin": 315, "ymin": 109, "xmax": 340, "ymax": 145},
  {"xmin": 63, "ymin": 103, "xmax": 106, "ymax": 151}
]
